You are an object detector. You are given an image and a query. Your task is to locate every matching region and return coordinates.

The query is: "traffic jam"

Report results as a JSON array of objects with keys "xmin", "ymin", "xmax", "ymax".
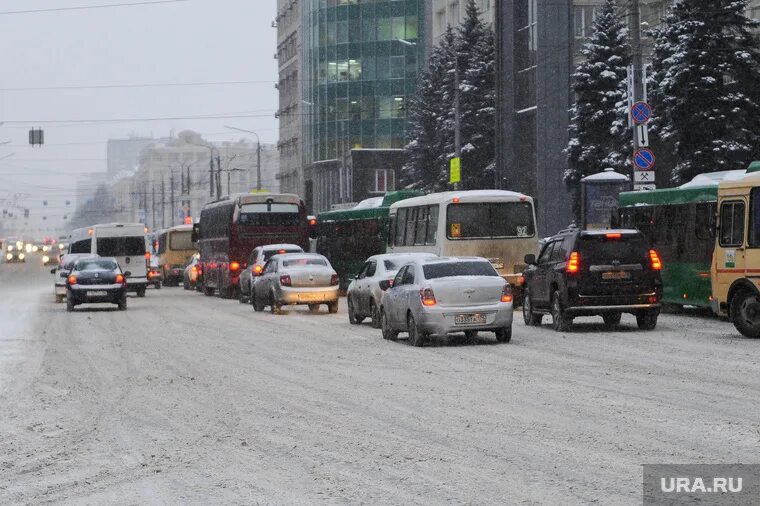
[{"xmin": 28, "ymin": 162, "xmax": 760, "ymax": 343}]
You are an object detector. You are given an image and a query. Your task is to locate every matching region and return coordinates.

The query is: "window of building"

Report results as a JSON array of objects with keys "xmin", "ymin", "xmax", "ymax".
[
  {"xmin": 374, "ymin": 168, "xmax": 395, "ymax": 193},
  {"xmin": 378, "ymin": 18, "xmax": 391, "ymax": 40},
  {"xmin": 390, "ymin": 55, "xmax": 405, "ymax": 78},
  {"xmin": 574, "ymin": 5, "xmax": 597, "ymax": 39}
]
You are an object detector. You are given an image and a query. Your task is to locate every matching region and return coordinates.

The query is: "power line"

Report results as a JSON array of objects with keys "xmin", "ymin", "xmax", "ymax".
[{"xmin": 0, "ymin": 0, "xmax": 192, "ymax": 16}]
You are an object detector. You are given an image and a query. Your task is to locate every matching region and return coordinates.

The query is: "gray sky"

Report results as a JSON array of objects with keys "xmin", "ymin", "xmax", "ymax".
[{"xmin": 0, "ymin": 0, "xmax": 278, "ymax": 235}]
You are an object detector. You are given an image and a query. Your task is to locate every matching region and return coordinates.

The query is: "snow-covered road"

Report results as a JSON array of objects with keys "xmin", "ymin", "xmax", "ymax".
[{"xmin": 1, "ymin": 261, "xmax": 758, "ymax": 504}]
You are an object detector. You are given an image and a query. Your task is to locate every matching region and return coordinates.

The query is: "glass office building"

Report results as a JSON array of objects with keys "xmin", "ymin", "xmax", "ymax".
[{"xmin": 301, "ymin": 0, "xmax": 426, "ymax": 211}]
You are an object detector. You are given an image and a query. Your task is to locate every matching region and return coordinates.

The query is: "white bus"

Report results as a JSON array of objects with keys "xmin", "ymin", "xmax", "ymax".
[
  {"xmin": 68, "ymin": 223, "xmax": 149, "ymax": 296},
  {"xmin": 387, "ymin": 190, "xmax": 538, "ymax": 295}
]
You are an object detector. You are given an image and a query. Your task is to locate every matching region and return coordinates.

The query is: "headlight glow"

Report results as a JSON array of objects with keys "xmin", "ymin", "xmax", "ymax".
[
  {"xmin": 42, "ymin": 255, "xmax": 50, "ymax": 263},
  {"xmin": 18, "ymin": 253, "xmax": 25, "ymax": 260},
  {"xmin": 33, "ymin": 246, "xmax": 39, "ymax": 252},
  {"xmin": 25, "ymin": 244, "xmax": 32, "ymax": 253},
  {"xmin": 6, "ymin": 246, "xmax": 11, "ymax": 252},
  {"xmin": 5, "ymin": 253, "xmax": 12, "ymax": 260}
]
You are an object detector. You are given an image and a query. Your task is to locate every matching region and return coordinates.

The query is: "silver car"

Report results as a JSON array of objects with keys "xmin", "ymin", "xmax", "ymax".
[
  {"xmin": 346, "ymin": 253, "xmax": 437, "ymax": 328},
  {"xmin": 251, "ymin": 253, "xmax": 339, "ymax": 314},
  {"xmin": 239, "ymin": 243, "xmax": 304, "ymax": 303},
  {"xmin": 380, "ymin": 257, "xmax": 514, "ymax": 346}
]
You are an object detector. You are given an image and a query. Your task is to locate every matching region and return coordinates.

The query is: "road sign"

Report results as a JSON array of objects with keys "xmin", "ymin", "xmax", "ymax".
[
  {"xmin": 631, "ymin": 101, "xmax": 652, "ymax": 125},
  {"xmin": 634, "ymin": 170, "xmax": 654, "ymax": 184},
  {"xmin": 449, "ymin": 157, "xmax": 461, "ymax": 184},
  {"xmin": 633, "ymin": 148, "xmax": 656, "ymax": 170},
  {"xmin": 634, "ymin": 183, "xmax": 656, "ymax": 191}
]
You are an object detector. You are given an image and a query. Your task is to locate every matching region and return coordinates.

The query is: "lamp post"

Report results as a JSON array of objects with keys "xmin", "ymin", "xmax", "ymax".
[
  {"xmin": 224, "ymin": 125, "xmax": 261, "ymax": 191},
  {"xmin": 188, "ymin": 142, "xmax": 220, "ymax": 198}
]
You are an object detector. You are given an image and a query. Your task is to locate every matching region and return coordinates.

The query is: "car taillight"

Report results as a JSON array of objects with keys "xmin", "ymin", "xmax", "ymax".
[
  {"xmin": 566, "ymin": 251, "xmax": 580, "ymax": 274},
  {"xmin": 144, "ymin": 252, "xmax": 151, "ymax": 260},
  {"xmin": 649, "ymin": 249, "xmax": 663, "ymax": 271},
  {"xmin": 501, "ymin": 284, "xmax": 513, "ymax": 303},
  {"xmin": 605, "ymin": 233, "xmax": 622, "ymax": 239},
  {"xmin": 254, "ymin": 264, "xmax": 263, "ymax": 275},
  {"xmin": 115, "ymin": 274, "xmax": 125, "ymax": 284},
  {"xmin": 230, "ymin": 261, "xmax": 241, "ymax": 272},
  {"xmin": 67, "ymin": 275, "xmax": 77, "ymax": 285},
  {"xmin": 330, "ymin": 274, "xmax": 339, "ymax": 286},
  {"xmin": 191, "ymin": 266, "xmax": 198, "ymax": 274},
  {"xmin": 420, "ymin": 287, "xmax": 437, "ymax": 306},
  {"xmin": 280, "ymin": 274, "xmax": 292, "ymax": 286}
]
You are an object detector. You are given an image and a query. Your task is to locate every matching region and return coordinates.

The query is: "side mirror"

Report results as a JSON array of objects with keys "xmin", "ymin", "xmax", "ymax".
[
  {"xmin": 50, "ymin": 268, "xmax": 57, "ymax": 274},
  {"xmin": 524, "ymin": 254, "xmax": 536, "ymax": 266},
  {"xmin": 124, "ymin": 271, "xmax": 132, "ymax": 278},
  {"xmin": 191, "ymin": 224, "xmax": 200, "ymax": 243},
  {"xmin": 379, "ymin": 279, "xmax": 393, "ymax": 291}
]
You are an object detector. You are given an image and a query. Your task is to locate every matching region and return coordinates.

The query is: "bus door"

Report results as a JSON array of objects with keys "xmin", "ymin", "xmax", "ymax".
[{"xmin": 715, "ymin": 196, "xmax": 748, "ymax": 296}]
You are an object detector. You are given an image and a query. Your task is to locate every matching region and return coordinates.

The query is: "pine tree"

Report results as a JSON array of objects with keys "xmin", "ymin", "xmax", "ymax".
[
  {"xmin": 565, "ymin": 0, "xmax": 631, "ymax": 218},
  {"xmin": 649, "ymin": 0, "xmax": 760, "ymax": 184},
  {"xmin": 403, "ymin": 1, "xmax": 496, "ymax": 191}
]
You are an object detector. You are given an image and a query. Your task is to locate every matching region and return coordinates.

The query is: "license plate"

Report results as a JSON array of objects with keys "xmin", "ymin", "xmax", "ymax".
[
  {"xmin": 298, "ymin": 293, "xmax": 323, "ymax": 302},
  {"xmin": 602, "ymin": 271, "xmax": 631, "ymax": 280},
  {"xmin": 455, "ymin": 313, "xmax": 487, "ymax": 325},
  {"xmin": 87, "ymin": 290, "xmax": 108, "ymax": 296}
]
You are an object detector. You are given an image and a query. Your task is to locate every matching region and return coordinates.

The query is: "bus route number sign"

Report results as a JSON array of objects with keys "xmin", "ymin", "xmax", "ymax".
[{"xmin": 451, "ymin": 223, "xmax": 461, "ymax": 238}]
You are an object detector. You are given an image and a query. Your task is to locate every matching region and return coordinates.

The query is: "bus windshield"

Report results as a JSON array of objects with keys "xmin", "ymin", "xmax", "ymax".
[
  {"xmin": 239, "ymin": 203, "xmax": 300, "ymax": 226},
  {"xmin": 446, "ymin": 202, "xmax": 535, "ymax": 239},
  {"xmin": 96, "ymin": 236, "xmax": 145, "ymax": 256},
  {"xmin": 169, "ymin": 231, "xmax": 193, "ymax": 250}
]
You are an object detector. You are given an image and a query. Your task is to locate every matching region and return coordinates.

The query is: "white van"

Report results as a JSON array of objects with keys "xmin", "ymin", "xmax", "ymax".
[{"xmin": 68, "ymin": 223, "xmax": 149, "ymax": 296}]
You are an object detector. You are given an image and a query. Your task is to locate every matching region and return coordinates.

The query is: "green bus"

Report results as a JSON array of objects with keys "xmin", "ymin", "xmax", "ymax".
[
  {"xmin": 618, "ymin": 171, "xmax": 744, "ymax": 308},
  {"xmin": 316, "ymin": 190, "xmax": 424, "ymax": 289}
]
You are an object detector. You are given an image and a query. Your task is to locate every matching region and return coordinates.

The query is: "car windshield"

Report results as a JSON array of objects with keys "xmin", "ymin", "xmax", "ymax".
[
  {"xmin": 76, "ymin": 260, "xmax": 118, "ymax": 271},
  {"xmin": 422, "ymin": 261, "xmax": 498, "ymax": 279},
  {"xmin": 578, "ymin": 234, "xmax": 650, "ymax": 263},
  {"xmin": 264, "ymin": 248, "xmax": 302, "ymax": 261},
  {"xmin": 282, "ymin": 257, "xmax": 327, "ymax": 267},
  {"xmin": 96, "ymin": 236, "xmax": 145, "ymax": 257},
  {"xmin": 384, "ymin": 256, "xmax": 428, "ymax": 271}
]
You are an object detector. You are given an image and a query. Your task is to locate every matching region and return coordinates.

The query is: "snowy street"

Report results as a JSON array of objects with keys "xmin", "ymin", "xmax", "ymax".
[{"xmin": 0, "ymin": 262, "xmax": 758, "ymax": 504}]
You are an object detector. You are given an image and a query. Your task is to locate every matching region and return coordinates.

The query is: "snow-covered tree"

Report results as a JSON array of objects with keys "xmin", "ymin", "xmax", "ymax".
[
  {"xmin": 565, "ymin": 0, "xmax": 631, "ymax": 217},
  {"xmin": 402, "ymin": 0, "xmax": 495, "ymax": 191},
  {"xmin": 649, "ymin": 0, "xmax": 760, "ymax": 184}
]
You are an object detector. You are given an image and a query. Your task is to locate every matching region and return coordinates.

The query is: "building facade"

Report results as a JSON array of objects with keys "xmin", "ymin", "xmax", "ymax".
[
  {"xmin": 106, "ymin": 137, "xmax": 156, "ymax": 180},
  {"xmin": 300, "ymin": 0, "xmax": 427, "ymax": 212},
  {"xmin": 430, "ymin": 0, "xmax": 495, "ymax": 41},
  {"xmin": 275, "ymin": 0, "xmax": 303, "ymax": 197}
]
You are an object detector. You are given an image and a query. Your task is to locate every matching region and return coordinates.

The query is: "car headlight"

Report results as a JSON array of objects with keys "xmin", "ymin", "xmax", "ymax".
[
  {"xmin": 5, "ymin": 253, "xmax": 12, "ymax": 260},
  {"xmin": 18, "ymin": 253, "xmax": 25, "ymax": 260},
  {"xmin": 59, "ymin": 244, "xmax": 65, "ymax": 250},
  {"xmin": 42, "ymin": 255, "xmax": 50, "ymax": 263},
  {"xmin": 25, "ymin": 244, "xmax": 32, "ymax": 253},
  {"xmin": 6, "ymin": 246, "xmax": 11, "ymax": 252}
]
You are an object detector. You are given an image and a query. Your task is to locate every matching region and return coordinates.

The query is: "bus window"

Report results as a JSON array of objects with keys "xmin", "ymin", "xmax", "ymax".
[
  {"xmin": 750, "ymin": 188, "xmax": 760, "ymax": 248},
  {"xmin": 414, "ymin": 207, "xmax": 428, "ymax": 245},
  {"xmin": 238, "ymin": 203, "xmax": 300, "ymax": 226},
  {"xmin": 446, "ymin": 202, "xmax": 535, "ymax": 239},
  {"xmin": 70, "ymin": 238, "xmax": 91, "ymax": 254},
  {"xmin": 426, "ymin": 206, "xmax": 438, "ymax": 245},
  {"xmin": 404, "ymin": 208, "xmax": 417, "ymax": 246},
  {"xmin": 719, "ymin": 201, "xmax": 745, "ymax": 247},
  {"xmin": 395, "ymin": 209, "xmax": 407, "ymax": 246},
  {"xmin": 96, "ymin": 237, "xmax": 145, "ymax": 257},
  {"xmin": 694, "ymin": 202, "xmax": 716, "ymax": 242},
  {"xmin": 169, "ymin": 230, "xmax": 193, "ymax": 250}
]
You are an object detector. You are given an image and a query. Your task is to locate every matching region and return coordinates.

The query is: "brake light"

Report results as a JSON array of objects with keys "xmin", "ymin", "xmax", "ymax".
[
  {"xmin": 67, "ymin": 275, "xmax": 77, "ymax": 285},
  {"xmin": 420, "ymin": 287, "xmax": 437, "ymax": 306},
  {"xmin": 144, "ymin": 252, "xmax": 151, "ymax": 260},
  {"xmin": 566, "ymin": 251, "xmax": 580, "ymax": 274},
  {"xmin": 452, "ymin": 197, "xmax": 460, "ymax": 204},
  {"xmin": 115, "ymin": 274, "xmax": 125, "ymax": 284},
  {"xmin": 649, "ymin": 249, "xmax": 663, "ymax": 271},
  {"xmin": 254, "ymin": 264, "xmax": 263, "ymax": 274},
  {"xmin": 501, "ymin": 285, "xmax": 513, "ymax": 303},
  {"xmin": 278, "ymin": 249, "xmax": 287, "ymax": 254},
  {"xmin": 330, "ymin": 274, "xmax": 339, "ymax": 286},
  {"xmin": 605, "ymin": 233, "xmax": 622, "ymax": 239},
  {"xmin": 280, "ymin": 274, "xmax": 292, "ymax": 286},
  {"xmin": 309, "ymin": 218, "xmax": 317, "ymax": 226},
  {"xmin": 230, "ymin": 261, "xmax": 241, "ymax": 271}
]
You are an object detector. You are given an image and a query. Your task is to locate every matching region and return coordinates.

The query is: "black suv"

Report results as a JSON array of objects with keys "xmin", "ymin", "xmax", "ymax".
[{"xmin": 522, "ymin": 228, "xmax": 663, "ymax": 331}]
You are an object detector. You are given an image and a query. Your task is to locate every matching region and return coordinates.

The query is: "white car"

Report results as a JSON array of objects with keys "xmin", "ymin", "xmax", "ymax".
[
  {"xmin": 239, "ymin": 243, "xmax": 304, "ymax": 303},
  {"xmin": 379, "ymin": 257, "xmax": 514, "ymax": 346},
  {"xmin": 346, "ymin": 252, "xmax": 437, "ymax": 328}
]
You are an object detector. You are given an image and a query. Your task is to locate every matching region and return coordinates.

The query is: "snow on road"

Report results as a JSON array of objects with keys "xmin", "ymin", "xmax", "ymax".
[{"xmin": 0, "ymin": 262, "xmax": 758, "ymax": 504}]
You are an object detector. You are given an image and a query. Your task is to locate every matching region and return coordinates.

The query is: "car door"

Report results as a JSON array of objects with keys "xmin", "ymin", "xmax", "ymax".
[
  {"xmin": 532, "ymin": 241, "xmax": 556, "ymax": 307},
  {"xmin": 352, "ymin": 261, "xmax": 370, "ymax": 313},
  {"xmin": 360, "ymin": 260, "xmax": 378, "ymax": 314},
  {"xmin": 385, "ymin": 266, "xmax": 408, "ymax": 326},
  {"xmin": 397, "ymin": 264, "xmax": 418, "ymax": 324},
  {"xmin": 256, "ymin": 259, "xmax": 275, "ymax": 301}
]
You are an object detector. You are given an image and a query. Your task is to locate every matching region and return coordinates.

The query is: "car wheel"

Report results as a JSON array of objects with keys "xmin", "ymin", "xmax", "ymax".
[
  {"xmin": 251, "ymin": 289, "xmax": 264, "ymax": 312},
  {"xmin": 118, "ymin": 296, "xmax": 127, "ymax": 311},
  {"xmin": 136, "ymin": 287, "xmax": 146, "ymax": 298},
  {"xmin": 522, "ymin": 290, "xmax": 542, "ymax": 326},
  {"xmin": 347, "ymin": 297, "xmax": 363, "ymax": 324},
  {"xmin": 203, "ymin": 286, "xmax": 215, "ymax": 296},
  {"xmin": 270, "ymin": 293, "xmax": 281, "ymax": 314},
  {"xmin": 328, "ymin": 301, "xmax": 339, "ymax": 314},
  {"xmin": 309, "ymin": 303, "xmax": 321, "ymax": 314},
  {"xmin": 550, "ymin": 290, "xmax": 572, "ymax": 332},
  {"xmin": 381, "ymin": 309, "xmax": 398, "ymax": 341},
  {"xmin": 495, "ymin": 326, "xmax": 512, "ymax": 343},
  {"xmin": 369, "ymin": 299, "xmax": 381, "ymax": 329},
  {"xmin": 183, "ymin": 279, "xmax": 190, "ymax": 290},
  {"xmin": 66, "ymin": 298, "xmax": 75, "ymax": 312},
  {"xmin": 55, "ymin": 294, "xmax": 64, "ymax": 304},
  {"xmin": 407, "ymin": 312, "xmax": 424, "ymax": 347},
  {"xmin": 155, "ymin": 281, "xmax": 161, "ymax": 290},
  {"xmin": 730, "ymin": 290, "xmax": 760, "ymax": 338},
  {"xmin": 239, "ymin": 286, "xmax": 248, "ymax": 303},
  {"xmin": 636, "ymin": 309, "xmax": 659, "ymax": 331},
  {"xmin": 602, "ymin": 312, "xmax": 622, "ymax": 328}
]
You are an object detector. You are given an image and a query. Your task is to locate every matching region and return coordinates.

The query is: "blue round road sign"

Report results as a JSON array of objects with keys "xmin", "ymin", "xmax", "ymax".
[
  {"xmin": 634, "ymin": 147, "xmax": 656, "ymax": 170},
  {"xmin": 631, "ymin": 101, "xmax": 652, "ymax": 125}
]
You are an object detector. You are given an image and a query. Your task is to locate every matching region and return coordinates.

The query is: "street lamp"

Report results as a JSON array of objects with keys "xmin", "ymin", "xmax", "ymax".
[
  {"xmin": 188, "ymin": 142, "xmax": 221, "ymax": 198},
  {"xmin": 224, "ymin": 125, "xmax": 262, "ymax": 191}
]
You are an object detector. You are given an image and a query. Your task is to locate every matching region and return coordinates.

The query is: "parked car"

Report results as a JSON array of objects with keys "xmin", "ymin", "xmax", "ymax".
[
  {"xmin": 521, "ymin": 228, "xmax": 663, "ymax": 331},
  {"xmin": 346, "ymin": 252, "xmax": 437, "ymax": 328},
  {"xmin": 51, "ymin": 253, "xmax": 96, "ymax": 303},
  {"xmin": 380, "ymin": 257, "xmax": 514, "ymax": 346},
  {"xmin": 239, "ymin": 243, "xmax": 304, "ymax": 303},
  {"xmin": 251, "ymin": 253, "xmax": 339, "ymax": 314},
  {"xmin": 65, "ymin": 257, "xmax": 129, "ymax": 312},
  {"xmin": 183, "ymin": 254, "xmax": 202, "ymax": 290}
]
